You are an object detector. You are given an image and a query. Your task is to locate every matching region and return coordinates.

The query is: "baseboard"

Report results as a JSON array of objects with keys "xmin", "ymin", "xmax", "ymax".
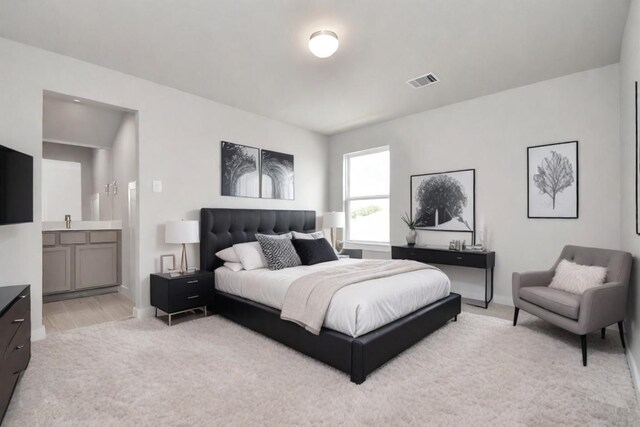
[
  {"xmin": 626, "ymin": 345, "xmax": 640, "ymax": 407},
  {"xmin": 492, "ymin": 294, "xmax": 513, "ymax": 306},
  {"xmin": 31, "ymin": 324, "xmax": 46, "ymax": 341},
  {"xmin": 133, "ymin": 305, "xmax": 155, "ymax": 318}
]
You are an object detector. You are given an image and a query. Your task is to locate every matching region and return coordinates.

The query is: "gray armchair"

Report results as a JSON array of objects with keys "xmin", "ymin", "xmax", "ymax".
[{"xmin": 513, "ymin": 245, "xmax": 632, "ymax": 366}]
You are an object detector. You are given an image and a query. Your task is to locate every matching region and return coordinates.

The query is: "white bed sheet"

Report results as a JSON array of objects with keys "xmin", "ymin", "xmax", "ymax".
[{"xmin": 214, "ymin": 259, "xmax": 451, "ymax": 337}]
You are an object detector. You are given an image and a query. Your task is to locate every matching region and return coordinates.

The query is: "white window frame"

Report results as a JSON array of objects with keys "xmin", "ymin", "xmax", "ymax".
[{"xmin": 343, "ymin": 145, "xmax": 390, "ymax": 247}]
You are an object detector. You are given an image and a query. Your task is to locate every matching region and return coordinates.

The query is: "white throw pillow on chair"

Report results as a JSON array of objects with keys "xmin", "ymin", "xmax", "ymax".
[{"xmin": 549, "ymin": 259, "xmax": 607, "ymax": 295}]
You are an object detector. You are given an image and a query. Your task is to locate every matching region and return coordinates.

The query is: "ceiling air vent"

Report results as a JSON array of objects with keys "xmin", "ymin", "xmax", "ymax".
[{"xmin": 407, "ymin": 73, "xmax": 439, "ymax": 89}]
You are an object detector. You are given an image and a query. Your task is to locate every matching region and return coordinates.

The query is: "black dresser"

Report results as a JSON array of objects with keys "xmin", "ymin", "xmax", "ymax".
[
  {"xmin": 392, "ymin": 245, "xmax": 495, "ymax": 308},
  {"xmin": 0, "ymin": 285, "xmax": 31, "ymax": 423}
]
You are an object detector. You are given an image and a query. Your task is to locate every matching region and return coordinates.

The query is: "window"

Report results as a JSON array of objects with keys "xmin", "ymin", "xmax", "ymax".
[{"xmin": 344, "ymin": 146, "xmax": 390, "ymax": 244}]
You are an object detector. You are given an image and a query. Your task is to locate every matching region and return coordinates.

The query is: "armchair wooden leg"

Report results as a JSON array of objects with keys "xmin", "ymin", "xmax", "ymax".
[
  {"xmin": 618, "ymin": 322, "xmax": 626, "ymax": 349},
  {"xmin": 581, "ymin": 335, "xmax": 587, "ymax": 367},
  {"xmin": 513, "ymin": 307, "xmax": 519, "ymax": 326},
  {"xmin": 601, "ymin": 328, "xmax": 606, "ymax": 339}
]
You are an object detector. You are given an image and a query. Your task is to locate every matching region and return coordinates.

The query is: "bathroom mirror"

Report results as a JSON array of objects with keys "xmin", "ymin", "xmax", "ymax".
[{"xmin": 41, "ymin": 142, "xmax": 114, "ymax": 221}]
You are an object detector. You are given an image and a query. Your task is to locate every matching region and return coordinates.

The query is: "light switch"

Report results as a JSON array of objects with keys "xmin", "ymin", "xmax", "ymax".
[{"xmin": 152, "ymin": 180, "xmax": 162, "ymax": 193}]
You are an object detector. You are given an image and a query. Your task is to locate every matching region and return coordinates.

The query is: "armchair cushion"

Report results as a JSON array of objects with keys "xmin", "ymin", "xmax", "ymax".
[
  {"xmin": 548, "ymin": 259, "xmax": 607, "ymax": 295},
  {"xmin": 520, "ymin": 286, "xmax": 581, "ymax": 320}
]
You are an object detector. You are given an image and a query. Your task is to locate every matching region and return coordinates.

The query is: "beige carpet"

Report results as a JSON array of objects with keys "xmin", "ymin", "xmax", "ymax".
[{"xmin": 5, "ymin": 312, "xmax": 639, "ymax": 426}]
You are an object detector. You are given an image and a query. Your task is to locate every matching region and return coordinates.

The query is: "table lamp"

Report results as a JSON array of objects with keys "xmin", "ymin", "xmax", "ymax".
[
  {"xmin": 323, "ymin": 211, "xmax": 345, "ymax": 249},
  {"xmin": 165, "ymin": 220, "xmax": 199, "ymax": 274}
]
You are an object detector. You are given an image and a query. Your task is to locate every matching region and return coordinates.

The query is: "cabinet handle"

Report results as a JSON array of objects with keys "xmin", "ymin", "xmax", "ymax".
[
  {"xmin": 13, "ymin": 319, "xmax": 25, "ymax": 323},
  {"xmin": 19, "ymin": 294, "xmax": 28, "ymax": 299},
  {"xmin": 186, "ymin": 280, "xmax": 199, "ymax": 284},
  {"xmin": 187, "ymin": 295, "xmax": 199, "ymax": 299},
  {"xmin": 16, "ymin": 345, "xmax": 24, "ymax": 350},
  {"xmin": 456, "ymin": 256, "xmax": 463, "ymax": 260}
]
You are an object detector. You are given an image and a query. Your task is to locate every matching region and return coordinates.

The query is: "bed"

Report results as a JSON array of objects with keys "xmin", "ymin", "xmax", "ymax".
[{"xmin": 200, "ymin": 208, "xmax": 461, "ymax": 384}]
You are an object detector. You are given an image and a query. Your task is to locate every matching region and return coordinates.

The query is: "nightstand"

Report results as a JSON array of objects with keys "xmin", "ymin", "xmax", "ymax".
[{"xmin": 150, "ymin": 270, "xmax": 214, "ymax": 325}]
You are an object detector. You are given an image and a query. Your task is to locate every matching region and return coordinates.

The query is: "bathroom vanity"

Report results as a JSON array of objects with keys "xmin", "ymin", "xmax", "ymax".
[{"xmin": 42, "ymin": 222, "xmax": 122, "ymax": 301}]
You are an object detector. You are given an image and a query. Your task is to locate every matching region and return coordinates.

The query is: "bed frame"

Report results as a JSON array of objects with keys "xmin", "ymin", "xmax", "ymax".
[{"xmin": 200, "ymin": 208, "xmax": 461, "ymax": 384}]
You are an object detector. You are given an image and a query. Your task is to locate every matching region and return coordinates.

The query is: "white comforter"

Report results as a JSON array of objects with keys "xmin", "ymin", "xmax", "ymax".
[{"xmin": 215, "ymin": 258, "xmax": 451, "ymax": 338}]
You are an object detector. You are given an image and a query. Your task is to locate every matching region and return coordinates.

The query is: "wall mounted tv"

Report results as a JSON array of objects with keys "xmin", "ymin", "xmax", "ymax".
[{"xmin": 0, "ymin": 144, "xmax": 33, "ymax": 225}]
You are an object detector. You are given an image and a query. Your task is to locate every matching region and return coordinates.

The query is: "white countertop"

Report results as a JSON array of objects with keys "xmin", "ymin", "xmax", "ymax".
[{"xmin": 42, "ymin": 220, "xmax": 122, "ymax": 231}]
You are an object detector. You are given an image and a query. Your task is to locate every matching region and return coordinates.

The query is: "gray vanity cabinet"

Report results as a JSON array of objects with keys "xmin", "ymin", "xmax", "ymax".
[
  {"xmin": 42, "ymin": 246, "xmax": 72, "ymax": 293},
  {"xmin": 42, "ymin": 230, "xmax": 121, "ymax": 296}
]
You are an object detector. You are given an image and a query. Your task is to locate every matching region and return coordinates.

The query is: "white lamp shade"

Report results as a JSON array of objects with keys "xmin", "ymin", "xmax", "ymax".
[
  {"xmin": 323, "ymin": 212, "xmax": 345, "ymax": 228},
  {"xmin": 165, "ymin": 220, "xmax": 199, "ymax": 244}
]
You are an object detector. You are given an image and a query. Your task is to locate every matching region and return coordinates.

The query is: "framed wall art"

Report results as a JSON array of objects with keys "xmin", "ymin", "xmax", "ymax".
[
  {"xmin": 410, "ymin": 169, "xmax": 475, "ymax": 234},
  {"xmin": 527, "ymin": 141, "xmax": 578, "ymax": 219},
  {"xmin": 220, "ymin": 141, "xmax": 260, "ymax": 198},
  {"xmin": 261, "ymin": 149, "xmax": 295, "ymax": 200}
]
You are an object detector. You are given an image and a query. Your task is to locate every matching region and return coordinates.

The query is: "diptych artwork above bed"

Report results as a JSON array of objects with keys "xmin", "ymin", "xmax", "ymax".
[{"xmin": 220, "ymin": 141, "xmax": 295, "ymax": 200}]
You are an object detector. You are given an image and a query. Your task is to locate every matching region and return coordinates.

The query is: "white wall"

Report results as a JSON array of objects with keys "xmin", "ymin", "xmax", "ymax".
[
  {"xmin": 111, "ymin": 113, "xmax": 137, "ymax": 300},
  {"xmin": 92, "ymin": 147, "xmax": 113, "ymax": 220},
  {"xmin": 329, "ymin": 65, "xmax": 621, "ymax": 304},
  {"xmin": 0, "ymin": 37, "xmax": 328, "ymax": 338},
  {"xmin": 619, "ymin": 0, "xmax": 640, "ymax": 387}
]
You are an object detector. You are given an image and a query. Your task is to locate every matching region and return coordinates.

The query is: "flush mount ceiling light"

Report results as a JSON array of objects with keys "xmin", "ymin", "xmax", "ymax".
[{"xmin": 309, "ymin": 30, "xmax": 339, "ymax": 58}]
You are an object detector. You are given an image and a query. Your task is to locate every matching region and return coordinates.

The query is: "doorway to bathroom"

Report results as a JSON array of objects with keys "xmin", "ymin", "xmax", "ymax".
[{"xmin": 40, "ymin": 91, "xmax": 140, "ymax": 333}]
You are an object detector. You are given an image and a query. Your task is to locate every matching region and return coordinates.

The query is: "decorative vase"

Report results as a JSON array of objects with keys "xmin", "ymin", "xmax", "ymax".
[{"xmin": 406, "ymin": 229, "xmax": 417, "ymax": 246}]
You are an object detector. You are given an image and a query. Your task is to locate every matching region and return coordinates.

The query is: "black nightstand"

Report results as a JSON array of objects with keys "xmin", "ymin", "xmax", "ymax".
[{"xmin": 150, "ymin": 270, "xmax": 214, "ymax": 325}]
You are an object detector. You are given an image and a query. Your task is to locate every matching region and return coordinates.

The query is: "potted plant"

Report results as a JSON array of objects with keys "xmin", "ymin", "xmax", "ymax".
[{"xmin": 401, "ymin": 212, "xmax": 417, "ymax": 246}]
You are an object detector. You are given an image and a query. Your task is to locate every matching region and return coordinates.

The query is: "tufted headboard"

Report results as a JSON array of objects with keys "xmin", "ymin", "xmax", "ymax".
[{"xmin": 200, "ymin": 208, "xmax": 316, "ymax": 272}]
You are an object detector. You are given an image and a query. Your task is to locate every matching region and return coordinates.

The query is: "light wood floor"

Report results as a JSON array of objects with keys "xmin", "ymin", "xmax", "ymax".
[{"xmin": 43, "ymin": 292, "xmax": 135, "ymax": 334}]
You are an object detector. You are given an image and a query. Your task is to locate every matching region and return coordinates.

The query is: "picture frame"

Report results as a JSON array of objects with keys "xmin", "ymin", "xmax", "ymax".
[
  {"xmin": 261, "ymin": 149, "xmax": 295, "ymax": 200},
  {"xmin": 410, "ymin": 169, "xmax": 475, "ymax": 235},
  {"xmin": 527, "ymin": 141, "xmax": 578, "ymax": 219},
  {"xmin": 220, "ymin": 141, "xmax": 260, "ymax": 198},
  {"xmin": 636, "ymin": 82, "xmax": 639, "ymax": 235},
  {"xmin": 160, "ymin": 254, "xmax": 175, "ymax": 274}
]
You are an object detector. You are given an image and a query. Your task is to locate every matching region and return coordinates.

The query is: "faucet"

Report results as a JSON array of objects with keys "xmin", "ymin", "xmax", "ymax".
[{"xmin": 65, "ymin": 215, "xmax": 71, "ymax": 229}]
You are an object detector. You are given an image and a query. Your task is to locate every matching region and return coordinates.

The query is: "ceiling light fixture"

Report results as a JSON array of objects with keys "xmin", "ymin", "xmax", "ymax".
[
  {"xmin": 309, "ymin": 30, "xmax": 339, "ymax": 58},
  {"xmin": 73, "ymin": 99, "xmax": 81, "ymax": 103}
]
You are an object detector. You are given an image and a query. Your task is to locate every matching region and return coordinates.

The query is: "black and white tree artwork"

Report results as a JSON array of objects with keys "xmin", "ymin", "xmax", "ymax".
[
  {"xmin": 528, "ymin": 141, "xmax": 578, "ymax": 218},
  {"xmin": 411, "ymin": 169, "xmax": 475, "ymax": 232},
  {"xmin": 261, "ymin": 150, "xmax": 294, "ymax": 200},
  {"xmin": 221, "ymin": 141, "xmax": 260, "ymax": 198}
]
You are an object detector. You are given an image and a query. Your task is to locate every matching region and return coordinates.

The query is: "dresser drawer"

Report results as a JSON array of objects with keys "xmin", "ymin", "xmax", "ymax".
[
  {"xmin": 4, "ymin": 339, "xmax": 30, "ymax": 374},
  {"xmin": 429, "ymin": 251, "xmax": 488, "ymax": 268},
  {"xmin": 0, "ymin": 293, "xmax": 30, "ymax": 355},
  {"xmin": 168, "ymin": 291, "xmax": 212, "ymax": 313},
  {"xmin": 168, "ymin": 275, "xmax": 213, "ymax": 296},
  {"xmin": 392, "ymin": 246, "xmax": 492, "ymax": 268}
]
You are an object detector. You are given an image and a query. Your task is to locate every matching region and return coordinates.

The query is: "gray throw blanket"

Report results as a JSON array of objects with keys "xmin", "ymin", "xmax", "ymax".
[{"xmin": 280, "ymin": 260, "xmax": 437, "ymax": 335}]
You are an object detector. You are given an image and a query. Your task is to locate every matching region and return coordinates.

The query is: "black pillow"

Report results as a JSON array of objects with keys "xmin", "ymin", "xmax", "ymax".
[{"xmin": 292, "ymin": 238, "xmax": 339, "ymax": 265}]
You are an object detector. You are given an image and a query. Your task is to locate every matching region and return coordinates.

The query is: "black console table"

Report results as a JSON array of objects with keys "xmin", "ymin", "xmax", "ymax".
[{"xmin": 392, "ymin": 245, "xmax": 495, "ymax": 308}]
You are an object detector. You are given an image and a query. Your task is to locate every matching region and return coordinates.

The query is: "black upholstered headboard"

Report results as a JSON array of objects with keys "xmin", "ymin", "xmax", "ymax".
[{"xmin": 200, "ymin": 208, "xmax": 316, "ymax": 272}]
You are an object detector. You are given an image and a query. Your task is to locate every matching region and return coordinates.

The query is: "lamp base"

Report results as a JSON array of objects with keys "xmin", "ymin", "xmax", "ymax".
[{"xmin": 179, "ymin": 243, "xmax": 188, "ymax": 274}]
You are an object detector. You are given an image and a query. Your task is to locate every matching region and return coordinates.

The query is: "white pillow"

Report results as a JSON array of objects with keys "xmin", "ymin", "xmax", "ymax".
[
  {"xmin": 215, "ymin": 247, "xmax": 240, "ymax": 263},
  {"xmin": 549, "ymin": 259, "xmax": 607, "ymax": 295},
  {"xmin": 233, "ymin": 241, "xmax": 268, "ymax": 271},
  {"xmin": 292, "ymin": 231, "xmax": 324, "ymax": 240},
  {"xmin": 223, "ymin": 262, "xmax": 244, "ymax": 272}
]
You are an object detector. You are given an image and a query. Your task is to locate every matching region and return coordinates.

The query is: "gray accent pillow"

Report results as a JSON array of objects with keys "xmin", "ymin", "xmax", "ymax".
[{"xmin": 255, "ymin": 234, "xmax": 301, "ymax": 271}]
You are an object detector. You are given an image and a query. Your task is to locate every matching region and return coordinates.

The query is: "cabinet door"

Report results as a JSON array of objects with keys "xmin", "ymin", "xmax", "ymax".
[
  {"xmin": 75, "ymin": 243, "xmax": 118, "ymax": 289},
  {"xmin": 43, "ymin": 247, "xmax": 72, "ymax": 294}
]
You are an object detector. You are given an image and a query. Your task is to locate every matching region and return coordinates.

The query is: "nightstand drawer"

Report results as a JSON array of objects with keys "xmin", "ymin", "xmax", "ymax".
[
  {"xmin": 168, "ymin": 276, "xmax": 212, "ymax": 296},
  {"xmin": 168, "ymin": 291, "xmax": 212, "ymax": 313}
]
